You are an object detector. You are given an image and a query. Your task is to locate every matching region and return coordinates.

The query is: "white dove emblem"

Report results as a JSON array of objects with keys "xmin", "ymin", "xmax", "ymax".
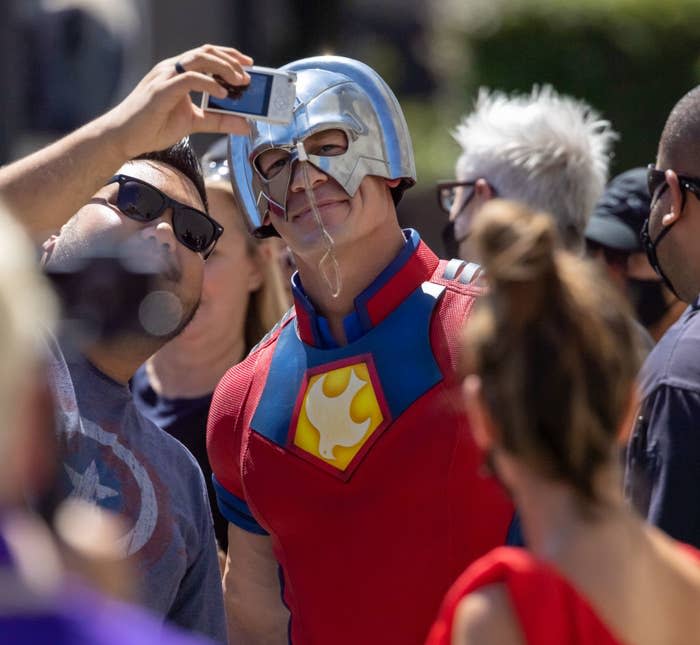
[{"xmin": 305, "ymin": 369, "xmax": 371, "ymax": 460}]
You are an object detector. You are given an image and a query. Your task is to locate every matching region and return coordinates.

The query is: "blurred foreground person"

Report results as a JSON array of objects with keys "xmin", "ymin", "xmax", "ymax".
[
  {"xmin": 438, "ymin": 86, "xmax": 615, "ymax": 259},
  {"xmin": 207, "ymin": 56, "xmax": 514, "ymax": 645},
  {"xmin": 626, "ymin": 87, "xmax": 700, "ymax": 550},
  {"xmin": 0, "ymin": 43, "xmax": 254, "ymax": 642},
  {"xmin": 428, "ymin": 200, "xmax": 700, "ymax": 645},
  {"xmin": 585, "ymin": 167, "xmax": 684, "ymax": 342},
  {"xmin": 133, "ymin": 137, "xmax": 290, "ymax": 551},
  {"xmin": 0, "ymin": 207, "xmax": 212, "ymax": 645}
]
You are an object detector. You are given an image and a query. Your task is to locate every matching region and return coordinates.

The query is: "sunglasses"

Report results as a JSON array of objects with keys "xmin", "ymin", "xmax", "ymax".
[
  {"xmin": 436, "ymin": 180, "xmax": 476, "ymax": 215},
  {"xmin": 642, "ymin": 164, "xmax": 700, "ymax": 279},
  {"xmin": 106, "ymin": 174, "xmax": 223, "ymax": 258},
  {"xmin": 646, "ymin": 164, "xmax": 700, "ymax": 207}
]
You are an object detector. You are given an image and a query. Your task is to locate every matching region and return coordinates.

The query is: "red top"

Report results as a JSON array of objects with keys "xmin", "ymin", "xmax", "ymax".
[
  {"xmin": 207, "ymin": 234, "xmax": 513, "ymax": 645},
  {"xmin": 426, "ymin": 544, "xmax": 700, "ymax": 645}
]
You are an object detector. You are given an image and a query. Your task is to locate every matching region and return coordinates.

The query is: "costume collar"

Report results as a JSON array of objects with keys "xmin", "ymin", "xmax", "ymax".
[{"xmin": 292, "ymin": 229, "xmax": 439, "ymax": 347}]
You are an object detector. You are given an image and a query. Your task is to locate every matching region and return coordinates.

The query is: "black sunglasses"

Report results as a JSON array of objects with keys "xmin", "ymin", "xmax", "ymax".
[
  {"xmin": 646, "ymin": 164, "xmax": 700, "ymax": 208},
  {"xmin": 642, "ymin": 164, "xmax": 700, "ymax": 279},
  {"xmin": 106, "ymin": 174, "xmax": 223, "ymax": 258}
]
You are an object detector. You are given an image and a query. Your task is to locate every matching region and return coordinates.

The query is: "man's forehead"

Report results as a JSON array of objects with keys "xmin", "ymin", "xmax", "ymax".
[{"xmin": 260, "ymin": 127, "xmax": 345, "ymax": 151}]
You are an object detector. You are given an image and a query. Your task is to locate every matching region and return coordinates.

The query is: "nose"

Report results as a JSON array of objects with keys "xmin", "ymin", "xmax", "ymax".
[
  {"xmin": 140, "ymin": 215, "xmax": 177, "ymax": 252},
  {"xmin": 289, "ymin": 159, "xmax": 328, "ymax": 193}
]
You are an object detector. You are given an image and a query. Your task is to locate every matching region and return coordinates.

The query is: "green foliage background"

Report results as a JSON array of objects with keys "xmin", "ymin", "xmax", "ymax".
[{"xmin": 408, "ymin": 0, "xmax": 700, "ymax": 186}]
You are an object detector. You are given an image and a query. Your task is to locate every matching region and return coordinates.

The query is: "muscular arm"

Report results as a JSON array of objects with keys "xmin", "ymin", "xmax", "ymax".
[
  {"xmin": 223, "ymin": 523, "xmax": 289, "ymax": 645},
  {"xmin": 0, "ymin": 117, "xmax": 128, "ymax": 238},
  {"xmin": 0, "ymin": 44, "xmax": 252, "ymax": 238}
]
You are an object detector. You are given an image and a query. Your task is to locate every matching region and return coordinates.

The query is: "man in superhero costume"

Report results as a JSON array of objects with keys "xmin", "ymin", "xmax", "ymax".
[{"xmin": 207, "ymin": 57, "xmax": 514, "ymax": 645}]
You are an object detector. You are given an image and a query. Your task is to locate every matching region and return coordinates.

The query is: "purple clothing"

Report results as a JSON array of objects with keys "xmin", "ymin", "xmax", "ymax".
[{"xmin": 2, "ymin": 580, "xmax": 214, "ymax": 645}]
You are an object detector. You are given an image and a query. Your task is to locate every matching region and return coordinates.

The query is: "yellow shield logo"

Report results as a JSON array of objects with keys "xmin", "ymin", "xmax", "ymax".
[{"xmin": 291, "ymin": 359, "xmax": 386, "ymax": 474}]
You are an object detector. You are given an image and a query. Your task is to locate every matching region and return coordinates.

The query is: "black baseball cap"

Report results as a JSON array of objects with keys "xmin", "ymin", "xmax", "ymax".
[{"xmin": 585, "ymin": 167, "xmax": 650, "ymax": 253}]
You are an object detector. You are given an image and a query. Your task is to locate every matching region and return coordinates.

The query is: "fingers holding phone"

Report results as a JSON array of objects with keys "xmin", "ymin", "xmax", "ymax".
[
  {"xmin": 104, "ymin": 44, "xmax": 256, "ymax": 159},
  {"xmin": 201, "ymin": 66, "xmax": 296, "ymax": 125},
  {"xmin": 169, "ymin": 45, "xmax": 252, "ymax": 88}
]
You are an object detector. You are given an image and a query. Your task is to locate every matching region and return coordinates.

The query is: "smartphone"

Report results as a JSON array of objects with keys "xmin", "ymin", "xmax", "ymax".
[{"xmin": 201, "ymin": 66, "xmax": 296, "ymax": 125}]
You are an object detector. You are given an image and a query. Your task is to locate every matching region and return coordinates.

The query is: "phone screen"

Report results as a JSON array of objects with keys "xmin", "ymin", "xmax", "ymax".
[{"xmin": 205, "ymin": 72, "xmax": 273, "ymax": 116}]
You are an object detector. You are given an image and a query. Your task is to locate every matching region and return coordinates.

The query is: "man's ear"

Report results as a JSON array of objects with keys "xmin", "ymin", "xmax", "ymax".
[
  {"xmin": 473, "ymin": 178, "xmax": 494, "ymax": 201},
  {"xmin": 386, "ymin": 178, "xmax": 401, "ymax": 189},
  {"xmin": 663, "ymin": 170, "xmax": 685, "ymax": 227},
  {"xmin": 40, "ymin": 235, "xmax": 59, "ymax": 267}
]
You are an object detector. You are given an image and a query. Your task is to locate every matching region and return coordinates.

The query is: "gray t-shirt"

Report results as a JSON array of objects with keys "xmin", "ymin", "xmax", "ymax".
[{"xmin": 48, "ymin": 337, "xmax": 226, "ymax": 644}]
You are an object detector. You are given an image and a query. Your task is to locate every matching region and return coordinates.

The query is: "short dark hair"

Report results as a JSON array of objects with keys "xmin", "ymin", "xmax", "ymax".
[
  {"xmin": 135, "ymin": 138, "xmax": 208, "ymax": 211},
  {"xmin": 659, "ymin": 86, "xmax": 700, "ymax": 172}
]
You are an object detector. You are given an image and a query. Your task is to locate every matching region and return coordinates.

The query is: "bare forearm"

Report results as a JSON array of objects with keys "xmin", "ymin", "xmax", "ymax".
[
  {"xmin": 0, "ymin": 43, "xmax": 252, "ymax": 240},
  {"xmin": 223, "ymin": 585, "xmax": 289, "ymax": 645},
  {"xmin": 223, "ymin": 524, "xmax": 289, "ymax": 645},
  {"xmin": 0, "ymin": 114, "xmax": 126, "ymax": 238}
]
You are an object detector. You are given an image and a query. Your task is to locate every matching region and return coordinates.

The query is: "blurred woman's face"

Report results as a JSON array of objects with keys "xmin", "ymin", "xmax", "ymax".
[{"xmin": 176, "ymin": 184, "xmax": 262, "ymax": 344}]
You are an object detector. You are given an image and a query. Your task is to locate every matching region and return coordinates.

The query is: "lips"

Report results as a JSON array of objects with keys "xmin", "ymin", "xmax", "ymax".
[{"xmin": 288, "ymin": 199, "xmax": 346, "ymax": 221}]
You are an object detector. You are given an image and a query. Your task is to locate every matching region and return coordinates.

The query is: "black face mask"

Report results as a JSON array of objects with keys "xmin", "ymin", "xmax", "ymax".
[
  {"xmin": 641, "ymin": 216, "xmax": 680, "ymax": 299},
  {"xmin": 627, "ymin": 278, "xmax": 670, "ymax": 327}
]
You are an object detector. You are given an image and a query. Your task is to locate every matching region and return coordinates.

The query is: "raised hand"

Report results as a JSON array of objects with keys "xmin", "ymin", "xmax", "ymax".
[
  {"xmin": 105, "ymin": 44, "xmax": 254, "ymax": 159},
  {"xmin": 0, "ymin": 44, "xmax": 256, "ymax": 236}
]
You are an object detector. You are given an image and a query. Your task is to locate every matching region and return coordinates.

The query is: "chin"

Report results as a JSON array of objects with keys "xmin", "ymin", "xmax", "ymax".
[{"xmin": 139, "ymin": 287, "xmax": 200, "ymax": 341}]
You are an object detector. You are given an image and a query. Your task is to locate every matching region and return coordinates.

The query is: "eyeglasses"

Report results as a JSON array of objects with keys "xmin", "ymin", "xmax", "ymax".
[
  {"xmin": 435, "ymin": 180, "xmax": 476, "ymax": 215},
  {"xmin": 646, "ymin": 164, "xmax": 700, "ymax": 207},
  {"xmin": 106, "ymin": 174, "xmax": 223, "ymax": 258}
]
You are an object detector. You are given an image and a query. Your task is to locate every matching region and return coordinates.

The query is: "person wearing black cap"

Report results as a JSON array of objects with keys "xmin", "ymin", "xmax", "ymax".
[{"xmin": 585, "ymin": 167, "xmax": 684, "ymax": 341}]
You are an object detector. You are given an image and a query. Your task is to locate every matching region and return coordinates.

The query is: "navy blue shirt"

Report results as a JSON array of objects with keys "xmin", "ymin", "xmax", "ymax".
[{"xmin": 625, "ymin": 298, "xmax": 700, "ymax": 547}]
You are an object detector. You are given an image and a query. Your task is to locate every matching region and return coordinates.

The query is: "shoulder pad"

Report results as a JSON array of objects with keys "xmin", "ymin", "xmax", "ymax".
[
  {"xmin": 441, "ymin": 258, "xmax": 483, "ymax": 285},
  {"xmin": 248, "ymin": 306, "xmax": 295, "ymax": 356}
]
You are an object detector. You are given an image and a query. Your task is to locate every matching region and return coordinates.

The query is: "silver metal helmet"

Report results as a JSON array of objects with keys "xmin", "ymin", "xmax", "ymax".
[{"xmin": 229, "ymin": 56, "xmax": 416, "ymax": 238}]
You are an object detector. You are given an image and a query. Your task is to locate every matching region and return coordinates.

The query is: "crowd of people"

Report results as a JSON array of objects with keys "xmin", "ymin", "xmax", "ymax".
[{"xmin": 1, "ymin": 39, "xmax": 700, "ymax": 645}]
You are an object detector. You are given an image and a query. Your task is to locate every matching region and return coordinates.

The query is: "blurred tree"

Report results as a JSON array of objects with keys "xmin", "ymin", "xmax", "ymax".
[{"xmin": 431, "ymin": 0, "xmax": 700, "ymax": 174}]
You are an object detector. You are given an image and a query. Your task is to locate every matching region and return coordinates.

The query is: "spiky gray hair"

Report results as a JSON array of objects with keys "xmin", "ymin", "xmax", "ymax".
[{"xmin": 454, "ymin": 86, "xmax": 617, "ymax": 251}]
